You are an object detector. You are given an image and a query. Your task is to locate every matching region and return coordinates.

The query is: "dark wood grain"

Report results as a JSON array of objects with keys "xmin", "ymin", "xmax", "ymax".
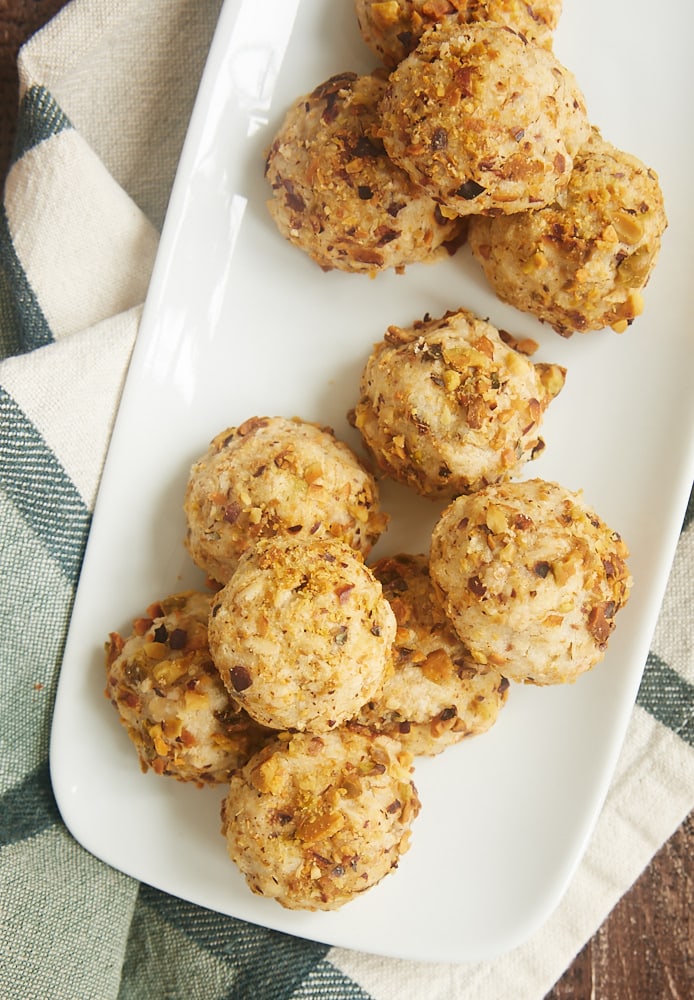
[
  {"xmin": 1, "ymin": 3, "xmax": 692, "ymax": 997},
  {"xmin": 547, "ymin": 811, "xmax": 693, "ymax": 999}
]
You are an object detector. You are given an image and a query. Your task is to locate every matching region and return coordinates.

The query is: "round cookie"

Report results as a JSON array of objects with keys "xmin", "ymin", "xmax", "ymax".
[
  {"xmin": 354, "ymin": 0, "xmax": 563, "ymax": 68},
  {"xmin": 208, "ymin": 537, "xmax": 397, "ymax": 733},
  {"xmin": 377, "ymin": 21, "xmax": 590, "ymax": 216},
  {"xmin": 264, "ymin": 71, "xmax": 464, "ymax": 274},
  {"xmin": 356, "ymin": 553, "xmax": 509, "ymax": 755},
  {"xmin": 220, "ymin": 727, "xmax": 421, "ymax": 910},
  {"xmin": 349, "ymin": 308, "xmax": 566, "ymax": 499},
  {"xmin": 429, "ymin": 479, "xmax": 632, "ymax": 684},
  {"xmin": 468, "ymin": 128, "xmax": 668, "ymax": 335},
  {"xmin": 184, "ymin": 416, "xmax": 388, "ymax": 584},
  {"xmin": 104, "ymin": 590, "xmax": 272, "ymax": 784}
]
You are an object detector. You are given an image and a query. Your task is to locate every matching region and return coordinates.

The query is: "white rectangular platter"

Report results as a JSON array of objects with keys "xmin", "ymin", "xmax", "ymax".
[{"xmin": 50, "ymin": 0, "xmax": 694, "ymax": 963}]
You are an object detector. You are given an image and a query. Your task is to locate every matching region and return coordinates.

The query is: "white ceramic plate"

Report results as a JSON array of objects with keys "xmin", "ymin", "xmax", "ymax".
[{"xmin": 50, "ymin": 0, "xmax": 694, "ymax": 963}]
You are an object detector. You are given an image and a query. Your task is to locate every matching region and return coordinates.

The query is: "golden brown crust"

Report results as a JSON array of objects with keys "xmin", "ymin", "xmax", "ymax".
[
  {"xmin": 349, "ymin": 308, "xmax": 565, "ymax": 499},
  {"xmin": 377, "ymin": 21, "xmax": 589, "ymax": 216},
  {"xmin": 265, "ymin": 71, "xmax": 464, "ymax": 274},
  {"xmin": 354, "ymin": 0, "xmax": 563, "ymax": 68},
  {"xmin": 184, "ymin": 416, "xmax": 388, "ymax": 584},
  {"xmin": 429, "ymin": 479, "xmax": 632, "ymax": 684},
  {"xmin": 221, "ymin": 727, "xmax": 420, "ymax": 910},
  {"xmin": 357, "ymin": 553, "xmax": 509, "ymax": 753},
  {"xmin": 468, "ymin": 128, "xmax": 668, "ymax": 335},
  {"xmin": 104, "ymin": 590, "xmax": 272, "ymax": 784}
]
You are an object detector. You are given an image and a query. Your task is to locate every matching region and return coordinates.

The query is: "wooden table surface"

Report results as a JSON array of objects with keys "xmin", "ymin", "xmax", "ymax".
[{"xmin": 1, "ymin": 2, "xmax": 691, "ymax": 997}]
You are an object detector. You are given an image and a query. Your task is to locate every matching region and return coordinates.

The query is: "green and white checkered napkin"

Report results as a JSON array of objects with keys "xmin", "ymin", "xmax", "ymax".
[{"xmin": 1, "ymin": 2, "xmax": 692, "ymax": 997}]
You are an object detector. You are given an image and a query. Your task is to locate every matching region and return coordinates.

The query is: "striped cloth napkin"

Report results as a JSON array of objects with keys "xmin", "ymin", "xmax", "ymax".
[{"xmin": 1, "ymin": 2, "xmax": 691, "ymax": 997}]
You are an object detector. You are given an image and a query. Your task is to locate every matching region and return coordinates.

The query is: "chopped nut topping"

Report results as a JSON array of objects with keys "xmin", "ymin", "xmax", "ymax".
[
  {"xmin": 370, "ymin": 1, "xmax": 401, "ymax": 29},
  {"xmin": 152, "ymin": 658, "xmax": 188, "ymax": 686},
  {"xmin": 587, "ymin": 603, "xmax": 614, "ymax": 645},
  {"xmin": 443, "ymin": 369, "xmax": 461, "ymax": 392},
  {"xmin": 297, "ymin": 810, "xmax": 345, "ymax": 845},
  {"xmin": 537, "ymin": 363, "xmax": 567, "ymax": 399},
  {"xmin": 251, "ymin": 754, "xmax": 287, "ymax": 794},
  {"xmin": 229, "ymin": 665, "xmax": 253, "ymax": 691},
  {"xmin": 420, "ymin": 647, "xmax": 454, "ymax": 683},
  {"xmin": 369, "ymin": 743, "xmax": 391, "ymax": 766},
  {"xmin": 612, "ymin": 209, "xmax": 644, "ymax": 245},
  {"xmin": 143, "ymin": 642, "xmax": 169, "ymax": 661},
  {"xmin": 552, "ymin": 551, "xmax": 581, "ymax": 586},
  {"xmin": 339, "ymin": 773, "xmax": 363, "ymax": 798},
  {"xmin": 485, "ymin": 504, "xmax": 508, "ymax": 535}
]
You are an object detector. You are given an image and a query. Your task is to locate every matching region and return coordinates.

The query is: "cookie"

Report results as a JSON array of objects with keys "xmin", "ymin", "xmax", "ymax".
[
  {"xmin": 184, "ymin": 415, "xmax": 387, "ymax": 584},
  {"xmin": 468, "ymin": 128, "xmax": 668, "ymax": 335},
  {"xmin": 220, "ymin": 727, "xmax": 420, "ymax": 910},
  {"xmin": 354, "ymin": 0, "xmax": 563, "ymax": 68},
  {"xmin": 208, "ymin": 537, "xmax": 396, "ymax": 732},
  {"xmin": 265, "ymin": 71, "xmax": 464, "ymax": 274},
  {"xmin": 378, "ymin": 21, "xmax": 589, "ymax": 216},
  {"xmin": 357, "ymin": 553, "xmax": 509, "ymax": 754},
  {"xmin": 350, "ymin": 308, "xmax": 565, "ymax": 499},
  {"xmin": 104, "ymin": 590, "xmax": 272, "ymax": 783},
  {"xmin": 429, "ymin": 479, "xmax": 632, "ymax": 684}
]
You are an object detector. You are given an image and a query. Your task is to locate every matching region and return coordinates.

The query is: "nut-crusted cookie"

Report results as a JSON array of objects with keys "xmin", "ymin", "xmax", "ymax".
[
  {"xmin": 377, "ymin": 21, "xmax": 589, "ymax": 216},
  {"xmin": 264, "ymin": 71, "xmax": 464, "ymax": 274},
  {"xmin": 184, "ymin": 416, "xmax": 388, "ymax": 585},
  {"xmin": 104, "ymin": 591, "xmax": 272, "ymax": 783},
  {"xmin": 208, "ymin": 537, "xmax": 397, "ymax": 733},
  {"xmin": 354, "ymin": 0, "xmax": 563, "ymax": 68},
  {"xmin": 468, "ymin": 128, "xmax": 668, "ymax": 335},
  {"xmin": 357, "ymin": 553, "xmax": 509, "ymax": 754},
  {"xmin": 429, "ymin": 479, "xmax": 632, "ymax": 684},
  {"xmin": 349, "ymin": 308, "xmax": 565, "ymax": 499},
  {"xmin": 220, "ymin": 727, "xmax": 420, "ymax": 910}
]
